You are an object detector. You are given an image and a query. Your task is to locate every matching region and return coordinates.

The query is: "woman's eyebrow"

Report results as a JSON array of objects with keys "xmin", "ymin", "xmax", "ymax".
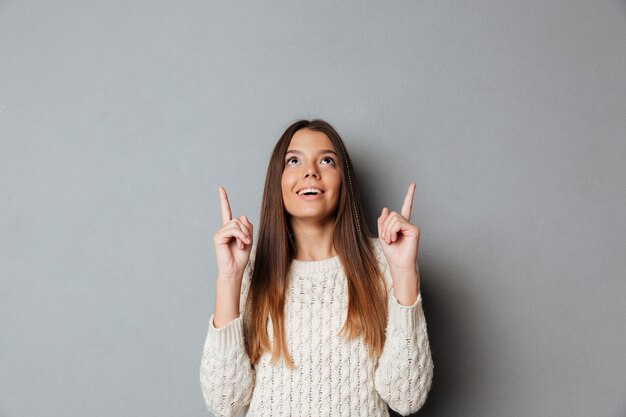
[{"xmin": 285, "ymin": 149, "xmax": 337, "ymax": 156}]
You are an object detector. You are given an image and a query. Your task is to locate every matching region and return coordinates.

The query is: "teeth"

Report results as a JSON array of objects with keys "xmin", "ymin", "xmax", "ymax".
[{"xmin": 298, "ymin": 188, "xmax": 323, "ymax": 195}]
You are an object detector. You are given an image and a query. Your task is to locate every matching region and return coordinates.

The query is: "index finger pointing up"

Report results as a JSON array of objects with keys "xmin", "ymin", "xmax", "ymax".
[
  {"xmin": 400, "ymin": 182, "xmax": 416, "ymax": 222},
  {"xmin": 219, "ymin": 186, "xmax": 233, "ymax": 225}
]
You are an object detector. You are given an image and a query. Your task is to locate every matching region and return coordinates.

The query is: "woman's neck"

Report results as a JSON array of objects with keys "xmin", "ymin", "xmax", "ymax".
[{"xmin": 290, "ymin": 220, "xmax": 337, "ymax": 261}]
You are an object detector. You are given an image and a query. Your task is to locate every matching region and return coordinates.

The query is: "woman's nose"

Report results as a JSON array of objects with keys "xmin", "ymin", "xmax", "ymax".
[{"xmin": 304, "ymin": 168, "xmax": 319, "ymax": 179}]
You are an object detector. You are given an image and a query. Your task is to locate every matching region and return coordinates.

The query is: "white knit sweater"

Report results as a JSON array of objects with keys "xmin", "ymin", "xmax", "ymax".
[{"xmin": 199, "ymin": 237, "xmax": 433, "ymax": 417}]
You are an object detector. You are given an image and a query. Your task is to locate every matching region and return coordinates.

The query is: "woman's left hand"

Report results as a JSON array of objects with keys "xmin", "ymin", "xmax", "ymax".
[{"xmin": 377, "ymin": 182, "xmax": 420, "ymax": 272}]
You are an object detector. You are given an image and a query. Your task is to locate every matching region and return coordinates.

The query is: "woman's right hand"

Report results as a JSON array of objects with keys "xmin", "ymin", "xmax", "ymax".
[{"xmin": 213, "ymin": 186, "xmax": 253, "ymax": 283}]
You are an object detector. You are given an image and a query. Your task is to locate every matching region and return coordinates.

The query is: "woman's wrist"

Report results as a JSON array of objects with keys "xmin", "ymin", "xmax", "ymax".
[
  {"xmin": 213, "ymin": 280, "xmax": 241, "ymax": 328},
  {"xmin": 390, "ymin": 267, "xmax": 420, "ymax": 306}
]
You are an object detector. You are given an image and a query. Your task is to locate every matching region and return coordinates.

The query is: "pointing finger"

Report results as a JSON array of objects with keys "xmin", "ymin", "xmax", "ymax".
[
  {"xmin": 377, "ymin": 207, "xmax": 387, "ymax": 238},
  {"xmin": 400, "ymin": 182, "xmax": 416, "ymax": 222},
  {"xmin": 219, "ymin": 186, "xmax": 232, "ymax": 226}
]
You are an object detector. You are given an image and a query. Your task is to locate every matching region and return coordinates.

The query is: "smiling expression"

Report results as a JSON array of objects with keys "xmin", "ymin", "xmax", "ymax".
[{"xmin": 281, "ymin": 128, "xmax": 342, "ymax": 222}]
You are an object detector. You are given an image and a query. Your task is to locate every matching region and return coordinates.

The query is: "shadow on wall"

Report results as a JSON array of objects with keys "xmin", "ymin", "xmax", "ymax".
[
  {"xmin": 362, "ymin": 201, "xmax": 495, "ymax": 415},
  {"xmin": 358, "ymin": 162, "xmax": 497, "ymax": 416},
  {"xmin": 387, "ymin": 259, "xmax": 492, "ymax": 417}
]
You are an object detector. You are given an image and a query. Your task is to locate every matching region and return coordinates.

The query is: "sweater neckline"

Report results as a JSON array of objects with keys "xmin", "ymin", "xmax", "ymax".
[{"xmin": 289, "ymin": 255, "xmax": 342, "ymax": 274}]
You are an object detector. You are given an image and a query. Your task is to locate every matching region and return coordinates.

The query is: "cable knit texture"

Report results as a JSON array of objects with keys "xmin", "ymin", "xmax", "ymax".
[{"xmin": 200, "ymin": 237, "xmax": 433, "ymax": 416}]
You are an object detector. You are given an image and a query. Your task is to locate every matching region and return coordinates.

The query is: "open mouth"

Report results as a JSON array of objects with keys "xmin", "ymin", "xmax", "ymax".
[{"xmin": 296, "ymin": 188, "xmax": 325, "ymax": 196}]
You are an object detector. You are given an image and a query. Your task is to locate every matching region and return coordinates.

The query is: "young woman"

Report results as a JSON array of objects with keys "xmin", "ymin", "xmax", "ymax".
[{"xmin": 200, "ymin": 119, "xmax": 433, "ymax": 416}]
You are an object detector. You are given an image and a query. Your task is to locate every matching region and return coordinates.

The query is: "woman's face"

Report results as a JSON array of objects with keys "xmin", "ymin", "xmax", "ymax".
[{"xmin": 281, "ymin": 128, "xmax": 342, "ymax": 223}]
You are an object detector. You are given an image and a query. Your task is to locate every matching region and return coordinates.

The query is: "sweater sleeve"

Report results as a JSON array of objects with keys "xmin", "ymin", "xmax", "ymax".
[
  {"xmin": 199, "ymin": 248, "xmax": 256, "ymax": 417},
  {"xmin": 372, "ymin": 239, "xmax": 434, "ymax": 415}
]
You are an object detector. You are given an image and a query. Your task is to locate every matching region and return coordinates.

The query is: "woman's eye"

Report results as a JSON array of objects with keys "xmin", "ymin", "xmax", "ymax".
[
  {"xmin": 322, "ymin": 157, "xmax": 335, "ymax": 165},
  {"xmin": 286, "ymin": 157, "xmax": 298, "ymax": 165}
]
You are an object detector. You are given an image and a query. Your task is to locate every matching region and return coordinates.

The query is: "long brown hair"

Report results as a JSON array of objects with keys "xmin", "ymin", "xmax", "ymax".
[{"xmin": 243, "ymin": 119, "xmax": 388, "ymax": 369}]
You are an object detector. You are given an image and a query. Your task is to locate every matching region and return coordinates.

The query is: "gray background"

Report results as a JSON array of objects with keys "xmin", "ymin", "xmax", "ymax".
[{"xmin": 1, "ymin": 1, "xmax": 625, "ymax": 416}]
